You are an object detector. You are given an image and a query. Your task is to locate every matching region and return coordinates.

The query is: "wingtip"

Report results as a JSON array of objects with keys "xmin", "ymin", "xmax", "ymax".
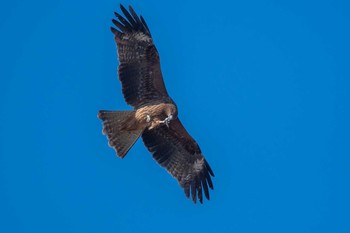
[
  {"xmin": 120, "ymin": 4, "xmax": 128, "ymax": 14},
  {"xmin": 201, "ymin": 175, "xmax": 210, "ymax": 200},
  {"xmin": 97, "ymin": 111, "xmax": 102, "ymax": 119},
  {"xmin": 205, "ymin": 160, "xmax": 215, "ymax": 177},
  {"xmin": 198, "ymin": 190, "xmax": 203, "ymax": 204},
  {"xmin": 98, "ymin": 110, "xmax": 108, "ymax": 120},
  {"xmin": 110, "ymin": 26, "xmax": 121, "ymax": 37},
  {"xmin": 184, "ymin": 186, "xmax": 190, "ymax": 199}
]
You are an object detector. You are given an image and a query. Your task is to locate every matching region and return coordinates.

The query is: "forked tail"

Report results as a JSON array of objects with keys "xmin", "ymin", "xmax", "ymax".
[{"xmin": 98, "ymin": 110, "xmax": 144, "ymax": 158}]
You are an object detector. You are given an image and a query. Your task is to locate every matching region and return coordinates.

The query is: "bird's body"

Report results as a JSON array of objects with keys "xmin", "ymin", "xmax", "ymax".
[
  {"xmin": 98, "ymin": 4, "xmax": 214, "ymax": 204},
  {"xmin": 135, "ymin": 103, "xmax": 177, "ymax": 129}
]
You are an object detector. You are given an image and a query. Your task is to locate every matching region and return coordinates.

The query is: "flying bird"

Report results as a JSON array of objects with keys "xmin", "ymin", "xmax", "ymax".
[{"xmin": 98, "ymin": 4, "xmax": 214, "ymax": 204}]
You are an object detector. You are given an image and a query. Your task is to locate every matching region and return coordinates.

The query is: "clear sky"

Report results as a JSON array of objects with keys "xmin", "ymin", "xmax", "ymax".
[{"xmin": 1, "ymin": 0, "xmax": 349, "ymax": 232}]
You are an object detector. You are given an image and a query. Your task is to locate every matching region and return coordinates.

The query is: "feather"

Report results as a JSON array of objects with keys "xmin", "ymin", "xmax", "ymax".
[
  {"xmin": 112, "ymin": 19, "xmax": 128, "ymax": 32},
  {"xmin": 114, "ymin": 11, "xmax": 132, "ymax": 29},
  {"xmin": 110, "ymin": 27, "xmax": 121, "ymax": 37},
  {"xmin": 128, "ymin": 5, "xmax": 144, "ymax": 30},
  {"xmin": 140, "ymin": 15, "xmax": 151, "ymax": 34},
  {"xmin": 120, "ymin": 4, "xmax": 138, "ymax": 29}
]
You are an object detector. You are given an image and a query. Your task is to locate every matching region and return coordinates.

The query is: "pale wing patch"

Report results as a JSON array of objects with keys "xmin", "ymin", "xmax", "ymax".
[
  {"xmin": 193, "ymin": 158, "xmax": 205, "ymax": 173},
  {"xmin": 134, "ymin": 32, "xmax": 152, "ymax": 42}
]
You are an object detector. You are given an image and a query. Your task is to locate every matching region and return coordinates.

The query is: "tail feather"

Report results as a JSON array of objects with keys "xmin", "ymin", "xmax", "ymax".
[{"xmin": 98, "ymin": 110, "xmax": 144, "ymax": 158}]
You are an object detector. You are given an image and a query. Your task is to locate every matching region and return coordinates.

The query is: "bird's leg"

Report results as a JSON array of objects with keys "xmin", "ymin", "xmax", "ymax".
[{"xmin": 158, "ymin": 114, "xmax": 173, "ymax": 127}]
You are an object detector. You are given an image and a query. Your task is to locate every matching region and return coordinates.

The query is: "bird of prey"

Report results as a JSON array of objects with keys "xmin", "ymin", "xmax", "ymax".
[{"xmin": 98, "ymin": 4, "xmax": 214, "ymax": 204}]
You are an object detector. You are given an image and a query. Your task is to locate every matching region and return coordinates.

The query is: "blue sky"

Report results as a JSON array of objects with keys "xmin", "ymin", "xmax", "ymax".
[{"xmin": 1, "ymin": 0, "xmax": 349, "ymax": 232}]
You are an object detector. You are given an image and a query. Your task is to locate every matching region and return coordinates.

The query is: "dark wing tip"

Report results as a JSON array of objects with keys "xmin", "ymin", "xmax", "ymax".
[
  {"xmin": 119, "ymin": 4, "xmax": 137, "ymax": 28},
  {"xmin": 191, "ymin": 180, "xmax": 197, "ymax": 204},
  {"xmin": 97, "ymin": 110, "xmax": 103, "ymax": 119},
  {"xmin": 185, "ymin": 167, "xmax": 213, "ymax": 204},
  {"xmin": 98, "ymin": 110, "xmax": 109, "ymax": 120},
  {"xmin": 201, "ymin": 173, "xmax": 210, "ymax": 200},
  {"xmin": 114, "ymin": 11, "xmax": 132, "ymax": 29},
  {"xmin": 205, "ymin": 160, "xmax": 215, "ymax": 177},
  {"xmin": 128, "ymin": 5, "xmax": 143, "ymax": 26},
  {"xmin": 119, "ymin": 4, "xmax": 127, "ymax": 12},
  {"xmin": 110, "ymin": 26, "xmax": 121, "ymax": 37},
  {"xmin": 111, "ymin": 4, "xmax": 151, "ymax": 37},
  {"xmin": 184, "ymin": 185, "xmax": 190, "ymax": 199},
  {"xmin": 112, "ymin": 19, "xmax": 127, "ymax": 32},
  {"xmin": 128, "ymin": 5, "xmax": 135, "ymax": 13},
  {"xmin": 197, "ymin": 178, "xmax": 203, "ymax": 204},
  {"xmin": 140, "ymin": 15, "xmax": 151, "ymax": 33}
]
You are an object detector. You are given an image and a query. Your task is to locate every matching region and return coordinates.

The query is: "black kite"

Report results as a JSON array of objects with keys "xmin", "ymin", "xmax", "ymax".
[{"xmin": 98, "ymin": 5, "xmax": 214, "ymax": 204}]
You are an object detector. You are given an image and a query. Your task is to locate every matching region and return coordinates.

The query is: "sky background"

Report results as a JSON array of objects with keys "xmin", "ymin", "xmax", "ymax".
[{"xmin": 1, "ymin": 0, "xmax": 349, "ymax": 232}]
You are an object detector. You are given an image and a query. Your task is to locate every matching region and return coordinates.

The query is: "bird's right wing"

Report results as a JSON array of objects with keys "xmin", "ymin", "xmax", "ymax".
[
  {"xmin": 142, "ymin": 118, "xmax": 214, "ymax": 204},
  {"xmin": 111, "ymin": 5, "xmax": 172, "ymax": 108}
]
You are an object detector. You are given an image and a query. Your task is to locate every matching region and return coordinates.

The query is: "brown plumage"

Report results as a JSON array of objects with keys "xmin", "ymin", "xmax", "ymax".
[{"xmin": 98, "ymin": 4, "xmax": 214, "ymax": 204}]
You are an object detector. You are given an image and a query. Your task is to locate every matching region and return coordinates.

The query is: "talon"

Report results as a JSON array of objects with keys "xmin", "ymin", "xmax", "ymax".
[
  {"xmin": 165, "ymin": 119, "xmax": 170, "ymax": 127},
  {"xmin": 161, "ymin": 115, "xmax": 173, "ymax": 128},
  {"xmin": 146, "ymin": 115, "xmax": 151, "ymax": 123}
]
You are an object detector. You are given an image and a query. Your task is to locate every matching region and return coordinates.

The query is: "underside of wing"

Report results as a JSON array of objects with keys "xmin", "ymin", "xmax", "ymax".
[
  {"xmin": 111, "ymin": 5, "xmax": 171, "ymax": 108},
  {"xmin": 142, "ymin": 119, "xmax": 214, "ymax": 204}
]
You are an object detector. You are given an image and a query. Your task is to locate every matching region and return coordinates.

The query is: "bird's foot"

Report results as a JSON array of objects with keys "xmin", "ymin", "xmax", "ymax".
[
  {"xmin": 159, "ymin": 115, "xmax": 173, "ymax": 127},
  {"xmin": 146, "ymin": 115, "xmax": 151, "ymax": 123}
]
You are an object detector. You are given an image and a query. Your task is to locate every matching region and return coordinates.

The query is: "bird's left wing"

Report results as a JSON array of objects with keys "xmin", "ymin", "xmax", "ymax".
[
  {"xmin": 111, "ymin": 5, "xmax": 172, "ymax": 108},
  {"xmin": 142, "ymin": 119, "xmax": 214, "ymax": 204}
]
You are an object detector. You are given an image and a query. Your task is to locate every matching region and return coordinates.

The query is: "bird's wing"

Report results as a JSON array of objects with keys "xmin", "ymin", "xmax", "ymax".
[
  {"xmin": 142, "ymin": 118, "xmax": 214, "ymax": 204},
  {"xmin": 111, "ymin": 5, "xmax": 171, "ymax": 108}
]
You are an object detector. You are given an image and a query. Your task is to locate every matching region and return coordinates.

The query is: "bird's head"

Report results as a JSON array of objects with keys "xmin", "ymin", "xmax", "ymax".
[{"xmin": 165, "ymin": 104, "xmax": 178, "ymax": 119}]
